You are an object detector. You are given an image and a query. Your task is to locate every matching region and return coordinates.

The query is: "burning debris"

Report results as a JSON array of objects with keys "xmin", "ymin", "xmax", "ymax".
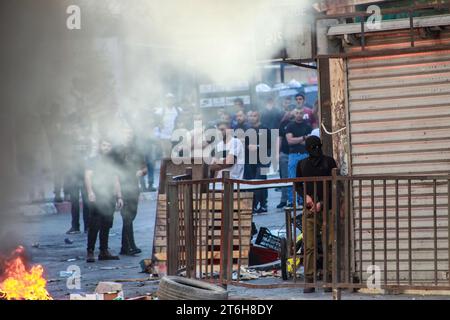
[{"xmin": 0, "ymin": 246, "xmax": 52, "ymax": 300}]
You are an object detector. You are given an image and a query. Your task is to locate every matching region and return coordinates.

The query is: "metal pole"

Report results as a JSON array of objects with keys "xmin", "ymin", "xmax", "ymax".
[
  {"xmin": 166, "ymin": 175, "xmax": 179, "ymax": 276},
  {"xmin": 184, "ymin": 179, "xmax": 194, "ymax": 278},
  {"xmin": 220, "ymin": 171, "xmax": 233, "ymax": 288},
  {"xmin": 332, "ymin": 168, "xmax": 341, "ymax": 300}
]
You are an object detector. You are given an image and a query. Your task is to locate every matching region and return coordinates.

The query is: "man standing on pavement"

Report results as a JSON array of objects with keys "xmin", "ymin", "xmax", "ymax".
[
  {"xmin": 285, "ymin": 107, "xmax": 312, "ymax": 207},
  {"xmin": 65, "ymin": 114, "xmax": 92, "ymax": 234},
  {"xmin": 154, "ymin": 93, "xmax": 181, "ymax": 158},
  {"xmin": 246, "ymin": 110, "xmax": 271, "ymax": 214},
  {"xmin": 295, "ymin": 136, "xmax": 337, "ymax": 293},
  {"xmin": 276, "ymin": 106, "xmax": 295, "ymax": 209},
  {"xmin": 134, "ymin": 105, "xmax": 157, "ymax": 192},
  {"xmin": 85, "ymin": 136, "xmax": 123, "ymax": 263},
  {"xmin": 114, "ymin": 127, "xmax": 146, "ymax": 256}
]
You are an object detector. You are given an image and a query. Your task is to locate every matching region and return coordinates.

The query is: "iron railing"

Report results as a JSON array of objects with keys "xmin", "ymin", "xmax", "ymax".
[{"xmin": 165, "ymin": 168, "xmax": 450, "ymax": 299}]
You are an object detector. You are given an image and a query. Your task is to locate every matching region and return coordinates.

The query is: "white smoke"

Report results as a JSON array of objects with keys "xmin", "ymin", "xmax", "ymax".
[{"xmin": 0, "ymin": 0, "xmax": 312, "ymax": 245}]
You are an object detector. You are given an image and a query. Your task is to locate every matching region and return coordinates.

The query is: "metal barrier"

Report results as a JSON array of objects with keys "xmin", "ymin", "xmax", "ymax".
[{"xmin": 166, "ymin": 168, "xmax": 450, "ymax": 299}]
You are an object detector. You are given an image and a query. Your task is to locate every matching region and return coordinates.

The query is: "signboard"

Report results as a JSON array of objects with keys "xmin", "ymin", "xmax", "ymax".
[{"xmin": 198, "ymin": 81, "xmax": 251, "ymax": 109}]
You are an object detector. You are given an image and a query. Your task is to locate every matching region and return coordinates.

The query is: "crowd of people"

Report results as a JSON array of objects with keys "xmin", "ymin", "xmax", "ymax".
[
  {"xmin": 48, "ymin": 88, "xmax": 321, "ymax": 262},
  {"xmin": 212, "ymin": 93, "xmax": 320, "ymax": 213}
]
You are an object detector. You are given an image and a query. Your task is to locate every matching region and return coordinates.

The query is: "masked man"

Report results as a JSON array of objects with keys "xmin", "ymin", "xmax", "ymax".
[{"xmin": 295, "ymin": 136, "xmax": 337, "ymax": 293}]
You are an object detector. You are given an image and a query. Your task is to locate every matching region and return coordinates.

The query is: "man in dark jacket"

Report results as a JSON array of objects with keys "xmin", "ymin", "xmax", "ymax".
[{"xmin": 295, "ymin": 136, "xmax": 337, "ymax": 293}]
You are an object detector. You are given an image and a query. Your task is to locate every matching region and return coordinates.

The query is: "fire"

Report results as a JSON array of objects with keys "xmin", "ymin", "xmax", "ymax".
[{"xmin": 0, "ymin": 246, "xmax": 52, "ymax": 300}]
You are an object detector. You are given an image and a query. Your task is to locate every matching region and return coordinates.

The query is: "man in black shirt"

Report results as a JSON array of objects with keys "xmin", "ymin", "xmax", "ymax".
[
  {"xmin": 295, "ymin": 136, "xmax": 337, "ymax": 293},
  {"xmin": 85, "ymin": 137, "xmax": 123, "ymax": 263},
  {"xmin": 276, "ymin": 108, "xmax": 294, "ymax": 209},
  {"xmin": 285, "ymin": 107, "xmax": 312, "ymax": 206},
  {"xmin": 246, "ymin": 110, "xmax": 271, "ymax": 214},
  {"xmin": 232, "ymin": 110, "xmax": 250, "ymax": 131},
  {"xmin": 113, "ymin": 128, "xmax": 147, "ymax": 256},
  {"xmin": 260, "ymin": 97, "xmax": 283, "ymax": 131},
  {"xmin": 230, "ymin": 98, "xmax": 249, "ymax": 128}
]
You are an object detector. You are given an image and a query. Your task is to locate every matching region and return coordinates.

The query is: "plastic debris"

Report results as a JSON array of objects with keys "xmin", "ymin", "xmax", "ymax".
[{"xmin": 59, "ymin": 270, "xmax": 76, "ymax": 278}]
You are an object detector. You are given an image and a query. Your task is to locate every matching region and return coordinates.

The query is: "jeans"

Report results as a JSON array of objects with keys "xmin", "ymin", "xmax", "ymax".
[
  {"xmin": 287, "ymin": 152, "xmax": 309, "ymax": 204},
  {"xmin": 279, "ymin": 152, "xmax": 289, "ymax": 203},
  {"xmin": 120, "ymin": 192, "xmax": 140, "ymax": 251},
  {"xmin": 139, "ymin": 155, "xmax": 155, "ymax": 190}
]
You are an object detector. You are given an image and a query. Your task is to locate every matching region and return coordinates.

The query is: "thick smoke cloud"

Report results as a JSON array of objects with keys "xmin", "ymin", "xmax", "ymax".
[{"xmin": 0, "ymin": 0, "xmax": 309, "ymax": 252}]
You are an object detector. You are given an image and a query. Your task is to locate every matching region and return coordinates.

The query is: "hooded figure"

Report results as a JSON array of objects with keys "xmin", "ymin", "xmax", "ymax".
[
  {"xmin": 295, "ymin": 136, "xmax": 338, "ymax": 294},
  {"xmin": 295, "ymin": 136, "xmax": 337, "ymax": 206},
  {"xmin": 305, "ymin": 135, "xmax": 323, "ymax": 167}
]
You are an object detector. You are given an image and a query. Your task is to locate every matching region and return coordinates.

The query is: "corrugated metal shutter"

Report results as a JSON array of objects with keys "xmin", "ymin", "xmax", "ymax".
[
  {"xmin": 347, "ymin": 49, "xmax": 450, "ymax": 283},
  {"xmin": 348, "ymin": 50, "xmax": 450, "ymax": 175}
]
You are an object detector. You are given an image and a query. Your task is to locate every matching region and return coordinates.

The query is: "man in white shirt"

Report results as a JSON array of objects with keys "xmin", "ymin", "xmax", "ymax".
[
  {"xmin": 153, "ymin": 93, "xmax": 181, "ymax": 157},
  {"xmin": 210, "ymin": 121, "xmax": 245, "ymax": 180}
]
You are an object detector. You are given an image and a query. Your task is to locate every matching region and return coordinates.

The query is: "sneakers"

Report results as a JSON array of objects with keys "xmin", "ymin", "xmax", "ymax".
[
  {"xmin": 66, "ymin": 228, "xmax": 81, "ymax": 235},
  {"xmin": 131, "ymin": 247, "xmax": 142, "ymax": 254},
  {"xmin": 253, "ymin": 207, "xmax": 268, "ymax": 215},
  {"xmin": 256, "ymin": 207, "xmax": 268, "ymax": 214},
  {"xmin": 276, "ymin": 202, "xmax": 287, "ymax": 209},
  {"xmin": 98, "ymin": 250, "xmax": 120, "ymax": 261},
  {"xmin": 120, "ymin": 249, "xmax": 137, "ymax": 256},
  {"xmin": 119, "ymin": 247, "xmax": 142, "ymax": 256}
]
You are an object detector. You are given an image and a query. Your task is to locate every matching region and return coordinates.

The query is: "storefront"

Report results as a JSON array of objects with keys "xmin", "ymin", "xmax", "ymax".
[{"xmin": 316, "ymin": 0, "xmax": 450, "ymax": 283}]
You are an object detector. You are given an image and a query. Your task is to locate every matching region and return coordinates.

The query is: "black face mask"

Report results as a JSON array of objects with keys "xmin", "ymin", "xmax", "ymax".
[
  {"xmin": 305, "ymin": 136, "xmax": 324, "ymax": 165},
  {"xmin": 308, "ymin": 144, "xmax": 323, "ymax": 158}
]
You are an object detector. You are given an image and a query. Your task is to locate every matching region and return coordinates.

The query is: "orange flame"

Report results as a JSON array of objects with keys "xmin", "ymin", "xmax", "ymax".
[{"xmin": 0, "ymin": 246, "xmax": 52, "ymax": 300}]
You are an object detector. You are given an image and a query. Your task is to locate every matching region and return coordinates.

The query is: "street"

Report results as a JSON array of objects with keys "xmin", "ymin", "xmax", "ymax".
[{"xmin": 11, "ymin": 185, "xmax": 450, "ymax": 300}]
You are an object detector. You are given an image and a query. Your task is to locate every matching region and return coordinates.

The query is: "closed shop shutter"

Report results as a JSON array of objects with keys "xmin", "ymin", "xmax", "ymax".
[{"xmin": 347, "ymin": 49, "xmax": 450, "ymax": 283}]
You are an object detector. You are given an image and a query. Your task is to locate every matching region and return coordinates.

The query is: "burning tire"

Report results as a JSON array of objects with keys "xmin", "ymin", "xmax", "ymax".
[{"xmin": 157, "ymin": 276, "xmax": 228, "ymax": 300}]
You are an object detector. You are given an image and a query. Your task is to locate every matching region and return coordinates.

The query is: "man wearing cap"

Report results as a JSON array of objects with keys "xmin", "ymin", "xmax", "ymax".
[{"xmin": 295, "ymin": 136, "xmax": 337, "ymax": 293}]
